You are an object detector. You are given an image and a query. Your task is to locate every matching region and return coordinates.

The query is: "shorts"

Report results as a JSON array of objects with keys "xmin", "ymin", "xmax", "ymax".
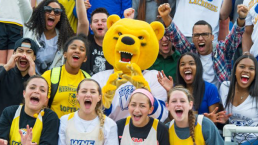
[{"xmin": 0, "ymin": 23, "xmax": 22, "ymax": 50}]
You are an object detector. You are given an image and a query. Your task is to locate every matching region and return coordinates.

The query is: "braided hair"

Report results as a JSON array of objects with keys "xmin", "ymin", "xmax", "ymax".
[
  {"xmin": 25, "ymin": 0, "xmax": 74, "ymax": 50},
  {"xmin": 168, "ymin": 86, "xmax": 196, "ymax": 144},
  {"xmin": 77, "ymin": 78, "xmax": 105, "ymax": 140}
]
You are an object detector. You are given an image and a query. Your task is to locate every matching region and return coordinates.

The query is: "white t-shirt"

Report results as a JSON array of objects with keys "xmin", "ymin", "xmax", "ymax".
[
  {"xmin": 173, "ymin": 0, "xmax": 222, "ymax": 41},
  {"xmin": 58, "ymin": 111, "xmax": 119, "ymax": 145},
  {"xmin": 243, "ymin": 1, "xmax": 258, "ymax": 57},
  {"xmin": 200, "ymin": 53, "xmax": 220, "ymax": 89},
  {"xmin": 35, "ymin": 33, "xmax": 58, "ymax": 74},
  {"xmin": 92, "ymin": 70, "xmax": 168, "ymax": 122},
  {"xmin": 219, "ymin": 81, "xmax": 258, "ymax": 143}
]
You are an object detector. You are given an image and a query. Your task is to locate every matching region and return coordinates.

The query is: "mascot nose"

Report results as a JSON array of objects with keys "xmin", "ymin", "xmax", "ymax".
[{"xmin": 121, "ymin": 36, "xmax": 135, "ymax": 45}]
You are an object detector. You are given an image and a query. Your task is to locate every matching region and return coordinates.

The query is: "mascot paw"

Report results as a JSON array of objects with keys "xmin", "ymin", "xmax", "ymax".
[
  {"xmin": 122, "ymin": 63, "xmax": 151, "ymax": 91},
  {"xmin": 102, "ymin": 71, "xmax": 127, "ymax": 108}
]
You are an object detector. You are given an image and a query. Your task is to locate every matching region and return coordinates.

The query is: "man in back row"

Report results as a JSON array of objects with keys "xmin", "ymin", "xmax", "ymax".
[
  {"xmin": 158, "ymin": 3, "xmax": 248, "ymax": 88},
  {"xmin": 76, "ymin": 0, "xmax": 113, "ymax": 76}
]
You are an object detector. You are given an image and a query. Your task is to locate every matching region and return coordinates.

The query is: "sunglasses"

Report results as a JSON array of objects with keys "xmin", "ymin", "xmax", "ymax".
[{"xmin": 44, "ymin": 6, "xmax": 63, "ymax": 16}]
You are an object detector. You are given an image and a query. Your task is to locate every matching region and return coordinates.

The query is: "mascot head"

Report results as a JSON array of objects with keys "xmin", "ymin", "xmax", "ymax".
[{"xmin": 103, "ymin": 15, "xmax": 164, "ymax": 74}]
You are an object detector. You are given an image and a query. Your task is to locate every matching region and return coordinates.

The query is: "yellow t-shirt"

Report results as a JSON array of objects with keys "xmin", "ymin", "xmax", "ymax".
[
  {"xmin": 58, "ymin": 0, "xmax": 77, "ymax": 33},
  {"xmin": 42, "ymin": 65, "xmax": 86, "ymax": 118}
]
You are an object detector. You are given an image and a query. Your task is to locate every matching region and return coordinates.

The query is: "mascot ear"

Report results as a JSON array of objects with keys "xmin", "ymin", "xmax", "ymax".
[
  {"xmin": 150, "ymin": 21, "xmax": 165, "ymax": 40},
  {"xmin": 107, "ymin": 15, "xmax": 121, "ymax": 29}
]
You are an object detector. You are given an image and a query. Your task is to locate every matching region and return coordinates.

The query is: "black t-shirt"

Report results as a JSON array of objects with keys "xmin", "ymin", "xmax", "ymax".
[
  {"xmin": 0, "ymin": 105, "xmax": 59, "ymax": 145},
  {"xmin": 81, "ymin": 34, "xmax": 113, "ymax": 76},
  {"xmin": 116, "ymin": 117, "xmax": 169, "ymax": 145},
  {"xmin": 0, "ymin": 66, "xmax": 30, "ymax": 115}
]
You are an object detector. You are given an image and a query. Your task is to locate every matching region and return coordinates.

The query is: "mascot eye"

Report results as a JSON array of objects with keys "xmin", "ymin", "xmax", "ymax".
[
  {"xmin": 138, "ymin": 36, "xmax": 144, "ymax": 40},
  {"xmin": 118, "ymin": 32, "xmax": 123, "ymax": 36}
]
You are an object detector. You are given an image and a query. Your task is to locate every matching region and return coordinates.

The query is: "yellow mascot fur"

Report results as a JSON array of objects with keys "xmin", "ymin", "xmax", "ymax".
[{"xmin": 91, "ymin": 15, "xmax": 168, "ymax": 121}]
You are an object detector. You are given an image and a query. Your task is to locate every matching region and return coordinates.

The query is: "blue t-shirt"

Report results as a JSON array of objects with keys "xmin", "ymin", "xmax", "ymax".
[{"xmin": 197, "ymin": 81, "xmax": 220, "ymax": 114}]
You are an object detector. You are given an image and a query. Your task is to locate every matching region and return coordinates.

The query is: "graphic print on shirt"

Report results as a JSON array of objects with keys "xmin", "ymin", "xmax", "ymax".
[
  {"xmin": 230, "ymin": 113, "xmax": 258, "ymax": 143},
  {"xmin": 68, "ymin": 93, "xmax": 77, "ymax": 106},
  {"xmin": 93, "ymin": 56, "xmax": 106, "ymax": 73},
  {"xmin": 188, "ymin": 0, "xmax": 218, "ymax": 12},
  {"xmin": 70, "ymin": 139, "xmax": 95, "ymax": 145},
  {"xmin": 119, "ymin": 85, "xmax": 134, "ymax": 111}
]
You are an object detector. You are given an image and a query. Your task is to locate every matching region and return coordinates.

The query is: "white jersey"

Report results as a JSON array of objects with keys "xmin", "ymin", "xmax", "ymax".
[
  {"xmin": 58, "ymin": 111, "xmax": 119, "ymax": 145},
  {"xmin": 92, "ymin": 70, "xmax": 168, "ymax": 122},
  {"xmin": 173, "ymin": 0, "xmax": 223, "ymax": 41},
  {"xmin": 243, "ymin": 1, "xmax": 258, "ymax": 57},
  {"xmin": 220, "ymin": 81, "xmax": 258, "ymax": 143}
]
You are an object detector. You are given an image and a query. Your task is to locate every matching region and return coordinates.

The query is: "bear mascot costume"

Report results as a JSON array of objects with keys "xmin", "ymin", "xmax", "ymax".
[{"xmin": 92, "ymin": 15, "xmax": 168, "ymax": 122}]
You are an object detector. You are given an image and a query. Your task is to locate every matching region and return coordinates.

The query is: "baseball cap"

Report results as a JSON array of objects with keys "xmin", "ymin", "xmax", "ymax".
[{"xmin": 14, "ymin": 38, "xmax": 39, "ymax": 55}]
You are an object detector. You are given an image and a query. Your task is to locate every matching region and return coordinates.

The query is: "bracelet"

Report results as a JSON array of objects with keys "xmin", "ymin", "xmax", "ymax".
[{"xmin": 238, "ymin": 17, "xmax": 246, "ymax": 20}]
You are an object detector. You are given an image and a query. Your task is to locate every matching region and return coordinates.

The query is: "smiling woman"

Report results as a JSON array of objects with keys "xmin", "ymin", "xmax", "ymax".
[
  {"xmin": 58, "ymin": 79, "xmax": 119, "ymax": 145},
  {"xmin": 219, "ymin": 54, "xmax": 258, "ymax": 144},
  {"xmin": 18, "ymin": 0, "xmax": 75, "ymax": 75},
  {"xmin": 0, "ymin": 75, "xmax": 59, "ymax": 145},
  {"xmin": 166, "ymin": 86, "xmax": 223, "ymax": 145},
  {"xmin": 42, "ymin": 34, "xmax": 91, "ymax": 119},
  {"xmin": 116, "ymin": 88, "xmax": 169, "ymax": 145}
]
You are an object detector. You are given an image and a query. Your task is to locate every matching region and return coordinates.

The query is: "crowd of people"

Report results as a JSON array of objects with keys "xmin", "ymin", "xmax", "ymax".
[{"xmin": 0, "ymin": 0, "xmax": 258, "ymax": 144}]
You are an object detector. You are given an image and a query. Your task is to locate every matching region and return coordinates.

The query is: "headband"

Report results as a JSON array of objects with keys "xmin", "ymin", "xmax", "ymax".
[{"xmin": 131, "ymin": 89, "xmax": 154, "ymax": 106}]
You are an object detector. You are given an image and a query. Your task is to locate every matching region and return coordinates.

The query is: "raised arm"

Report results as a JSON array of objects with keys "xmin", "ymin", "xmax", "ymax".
[
  {"xmin": 17, "ymin": 0, "xmax": 33, "ymax": 24},
  {"xmin": 76, "ymin": 0, "xmax": 90, "ymax": 35},
  {"xmin": 220, "ymin": 0, "xmax": 232, "ymax": 20}
]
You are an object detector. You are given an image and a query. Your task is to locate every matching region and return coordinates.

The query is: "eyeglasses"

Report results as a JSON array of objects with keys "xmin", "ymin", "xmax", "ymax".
[
  {"xmin": 192, "ymin": 33, "xmax": 212, "ymax": 39},
  {"xmin": 44, "ymin": 6, "xmax": 63, "ymax": 16}
]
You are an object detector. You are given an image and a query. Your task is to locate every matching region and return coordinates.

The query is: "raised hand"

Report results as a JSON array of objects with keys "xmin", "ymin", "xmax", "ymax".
[
  {"xmin": 158, "ymin": 3, "xmax": 172, "ymax": 27},
  {"xmin": 26, "ymin": 55, "xmax": 36, "ymax": 76},
  {"xmin": 0, "ymin": 139, "xmax": 7, "ymax": 145},
  {"xmin": 19, "ymin": 125, "xmax": 37, "ymax": 145},
  {"xmin": 3, "ymin": 53, "xmax": 24, "ymax": 71},
  {"xmin": 124, "ymin": 8, "xmax": 135, "ymax": 19},
  {"xmin": 122, "ymin": 63, "xmax": 150, "ymax": 91},
  {"xmin": 237, "ymin": 4, "xmax": 249, "ymax": 19},
  {"xmin": 157, "ymin": 70, "xmax": 173, "ymax": 92},
  {"xmin": 204, "ymin": 107, "xmax": 232, "ymax": 124},
  {"xmin": 84, "ymin": 0, "xmax": 91, "ymax": 9},
  {"xmin": 102, "ymin": 71, "xmax": 127, "ymax": 108}
]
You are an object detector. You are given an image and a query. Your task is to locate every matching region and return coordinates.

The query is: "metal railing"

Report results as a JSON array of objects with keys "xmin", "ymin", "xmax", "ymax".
[{"xmin": 223, "ymin": 124, "xmax": 258, "ymax": 145}]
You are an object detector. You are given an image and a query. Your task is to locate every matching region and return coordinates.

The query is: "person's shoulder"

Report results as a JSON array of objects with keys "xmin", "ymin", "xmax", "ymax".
[
  {"xmin": 104, "ymin": 116, "xmax": 117, "ymax": 127},
  {"xmin": 157, "ymin": 120, "xmax": 169, "ymax": 131},
  {"xmin": 2, "ymin": 105, "xmax": 19, "ymax": 116},
  {"xmin": 43, "ymin": 108, "xmax": 59, "ymax": 120},
  {"xmin": 204, "ymin": 81, "xmax": 217, "ymax": 89},
  {"xmin": 201, "ymin": 115, "xmax": 215, "ymax": 127},
  {"xmin": 221, "ymin": 81, "xmax": 230, "ymax": 89},
  {"xmin": 116, "ymin": 118, "xmax": 127, "ymax": 127}
]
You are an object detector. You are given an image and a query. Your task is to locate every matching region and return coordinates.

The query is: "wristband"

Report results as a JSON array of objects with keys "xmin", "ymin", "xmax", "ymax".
[{"xmin": 238, "ymin": 17, "xmax": 246, "ymax": 20}]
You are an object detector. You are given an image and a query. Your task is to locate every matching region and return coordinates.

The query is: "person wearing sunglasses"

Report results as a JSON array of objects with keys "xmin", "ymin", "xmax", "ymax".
[
  {"xmin": 17, "ymin": 0, "xmax": 75, "ymax": 75},
  {"xmin": 158, "ymin": 3, "xmax": 248, "ymax": 89}
]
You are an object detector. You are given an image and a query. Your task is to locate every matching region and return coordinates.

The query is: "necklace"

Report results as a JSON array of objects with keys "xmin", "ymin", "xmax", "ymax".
[{"xmin": 79, "ymin": 117, "xmax": 93, "ymax": 132}]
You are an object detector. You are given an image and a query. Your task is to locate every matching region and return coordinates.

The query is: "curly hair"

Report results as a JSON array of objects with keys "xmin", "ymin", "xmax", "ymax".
[{"xmin": 25, "ymin": 0, "xmax": 74, "ymax": 50}]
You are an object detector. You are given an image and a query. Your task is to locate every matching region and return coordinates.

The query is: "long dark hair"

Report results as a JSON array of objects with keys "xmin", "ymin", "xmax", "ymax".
[
  {"xmin": 137, "ymin": 0, "xmax": 168, "ymax": 21},
  {"xmin": 225, "ymin": 54, "xmax": 258, "ymax": 109},
  {"xmin": 176, "ymin": 52, "xmax": 205, "ymax": 111},
  {"xmin": 25, "ymin": 0, "xmax": 74, "ymax": 50}
]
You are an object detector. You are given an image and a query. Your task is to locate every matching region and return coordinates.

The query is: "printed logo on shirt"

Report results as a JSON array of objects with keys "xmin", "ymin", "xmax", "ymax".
[
  {"xmin": 119, "ymin": 85, "xmax": 134, "ymax": 110},
  {"xmin": 119, "ymin": 136, "xmax": 159, "ymax": 145},
  {"xmin": 70, "ymin": 139, "xmax": 95, "ymax": 145},
  {"xmin": 93, "ymin": 56, "xmax": 107, "ymax": 73},
  {"xmin": 59, "ymin": 86, "xmax": 77, "ymax": 93},
  {"xmin": 92, "ymin": 49, "xmax": 104, "ymax": 56},
  {"xmin": 230, "ymin": 113, "xmax": 255, "ymax": 126},
  {"xmin": 248, "ymin": 1, "xmax": 257, "ymax": 10},
  {"xmin": 11, "ymin": 141, "xmax": 21, "ymax": 145},
  {"xmin": 68, "ymin": 93, "xmax": 78, "ymax": 106},
  {"xmin": 60, "ymin": 105, "xmax": 79, "ymax": 112},
  {"xmin": 189, "ymin": 0, "xmax": 218, "ymax": 12}
]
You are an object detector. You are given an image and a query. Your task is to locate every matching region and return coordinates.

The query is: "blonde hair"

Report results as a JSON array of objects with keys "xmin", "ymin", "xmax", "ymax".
[
  {"xmin": 168, "ymin": 86, "xmax": 196, "ymax": 145},
  {"xmin": 77, "ymin": 78, "xmax": 105, "ymax": 140}
]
